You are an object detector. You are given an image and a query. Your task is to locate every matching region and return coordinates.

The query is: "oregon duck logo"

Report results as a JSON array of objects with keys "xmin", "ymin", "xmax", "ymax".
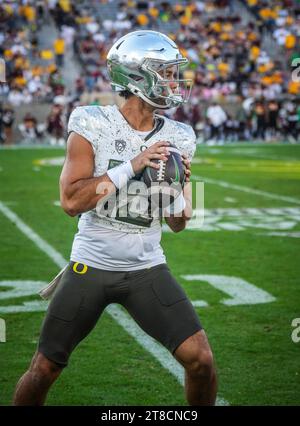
[
  {"xmin": 115, "ymin": 139, "xmax": 126, "ymax": 154},
  {"xmin": 73, "ymin": 262, "xmax": 88, "ymax": 274}
]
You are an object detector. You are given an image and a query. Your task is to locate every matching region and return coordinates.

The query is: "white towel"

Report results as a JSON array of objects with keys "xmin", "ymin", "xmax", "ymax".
[{"xmin": 39, "ymin": 265, "xmax": 68, "ymax": 300}]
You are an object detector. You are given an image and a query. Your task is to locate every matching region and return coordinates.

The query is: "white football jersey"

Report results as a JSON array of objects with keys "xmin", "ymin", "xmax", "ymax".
[{"xmin": 67, "ymin": 104, "xmax": 196, "ymax": 271}]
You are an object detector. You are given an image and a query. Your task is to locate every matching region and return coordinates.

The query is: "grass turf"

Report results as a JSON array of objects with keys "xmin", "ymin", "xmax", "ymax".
[{"xmin": 0, "ymin": 143, "xmax": 299, "ymax": 405}]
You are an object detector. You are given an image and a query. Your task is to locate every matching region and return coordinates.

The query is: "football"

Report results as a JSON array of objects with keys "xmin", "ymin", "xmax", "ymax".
[{"xmin": 142, "ymin": 144, "xmax": 185, "ymax": 210}]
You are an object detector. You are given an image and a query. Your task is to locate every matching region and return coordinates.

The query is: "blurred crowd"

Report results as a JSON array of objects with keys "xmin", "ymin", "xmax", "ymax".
[
  {"xmin": 0, "ymin": 102, "xmax": 68, "ymax": 145},
  {"xmin": 171, "ymin": 98, "xmax": 300, "ymax": 144},
  {"xmin": 0, "ymin": 0, "xmax": 299, "ymax": 145},
  {"xmin": 244, "ymin": 0, "xmax": 300, "ymax": 51},
  {"xmin": 0, "ymin": 1, "xmax": 68, "ymax": 105}
]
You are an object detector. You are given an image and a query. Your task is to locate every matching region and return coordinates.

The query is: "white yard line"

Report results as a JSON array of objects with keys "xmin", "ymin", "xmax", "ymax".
[
  {"xmin": 192, "ymin": 175, "xmax": 300, "ymax": 205},
  {"xmin": 203, "ymin": 147, "xmax": 299, "ymax": 162},
  {"xmin": 258, "ymin": 231, "xmax": 300, "ymax": 238},
  {"xmin": 0, "ymin": 202, "xmax": 66, "ymax": 268},
  {"xmin": 238, "ymin": 153, "xmax": 299, "ymax": 162},
  {"xmin": 0, "ymin": 201, "xmax": 228, "ymax": 405}
]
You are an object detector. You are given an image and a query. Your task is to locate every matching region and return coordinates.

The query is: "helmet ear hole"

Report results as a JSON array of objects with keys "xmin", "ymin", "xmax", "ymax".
[{"xmin": 152, "ymin": 86, "xmax": 163, "ymax": 96}]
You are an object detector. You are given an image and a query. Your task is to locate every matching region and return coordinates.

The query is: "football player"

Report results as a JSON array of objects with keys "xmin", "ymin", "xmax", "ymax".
[{"xmin": 13, "ymin": 31, "xmax": 217, "ymax": 406}]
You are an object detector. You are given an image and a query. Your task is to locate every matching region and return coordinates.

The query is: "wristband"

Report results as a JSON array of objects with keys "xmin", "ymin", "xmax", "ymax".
[{"xmin": 107, "ymin": 160, "xmax": 135, "ymax": 189}]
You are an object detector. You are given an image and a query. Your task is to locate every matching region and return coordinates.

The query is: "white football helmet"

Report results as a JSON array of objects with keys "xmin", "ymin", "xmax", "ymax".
[{"xmin": 106, "ymin": 30, "xmax": 192, "ymax": 109}]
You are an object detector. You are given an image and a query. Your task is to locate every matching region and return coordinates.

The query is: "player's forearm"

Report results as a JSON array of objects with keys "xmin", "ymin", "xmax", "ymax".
[
  {"xmin": 60, "ymin": 174, "xmax": 115, "ymax": 217},
  {"xmin": 165, "ymin": 184, "xmax": 193, "ymax": 232}
]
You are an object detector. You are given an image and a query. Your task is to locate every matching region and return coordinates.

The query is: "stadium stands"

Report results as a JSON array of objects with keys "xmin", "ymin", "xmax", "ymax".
[{"xmin": 0, "ymin": 0, "xmax": 299, "ymax": 144}]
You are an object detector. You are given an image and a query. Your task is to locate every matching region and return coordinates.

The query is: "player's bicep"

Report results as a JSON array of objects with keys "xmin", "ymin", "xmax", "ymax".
[{"xmin": 60, "ymin": 132, "xmax": 95, "ymax": 189}]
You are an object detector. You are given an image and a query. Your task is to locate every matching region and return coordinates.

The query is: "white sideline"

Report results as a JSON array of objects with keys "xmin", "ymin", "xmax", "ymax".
[
  {"xmin": 0, "ymin": 201, "xmax": 228, "ymax": 406},
  {"xmin": 192, "ymin": 175, "xmax": 300, "ymax": 205}
]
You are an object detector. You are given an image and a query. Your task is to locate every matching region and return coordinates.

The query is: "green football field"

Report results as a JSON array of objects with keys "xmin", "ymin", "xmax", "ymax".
[{"xmin": 0, "ymin": 143, "xmax": 299, "ymax": 406}]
